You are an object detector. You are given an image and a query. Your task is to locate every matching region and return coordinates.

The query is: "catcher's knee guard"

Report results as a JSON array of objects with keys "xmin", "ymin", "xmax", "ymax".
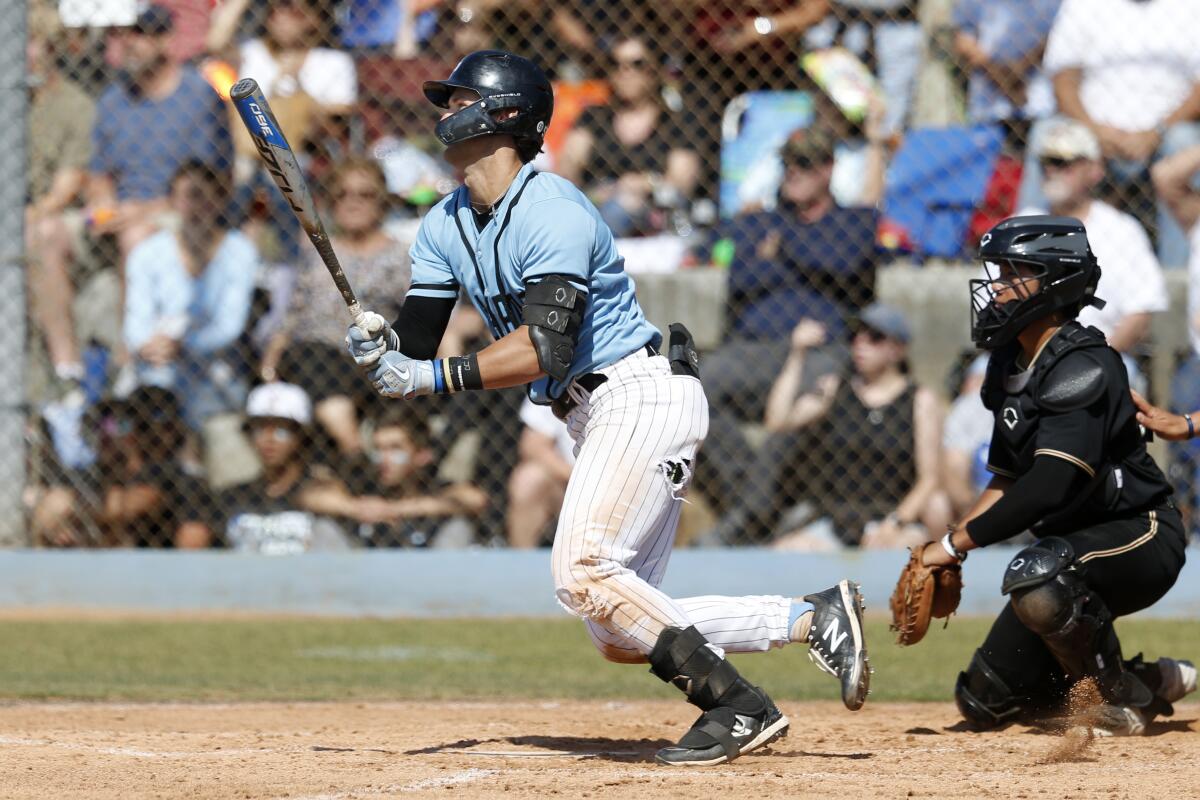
[
  {"xmin": 648, "ymin": 625, "xmax": 766, "ymax": 715},
  {"xmin": 1001, "ymin": 538, "xmax": 1155, "ymax": 709},
  {"xmin": 1002, "ymin": 537, "xmax": 1080, "ymax": 637},
  {"xmin": 955, "ymin": 650, "xmax": 1024, "ymax": 730}
]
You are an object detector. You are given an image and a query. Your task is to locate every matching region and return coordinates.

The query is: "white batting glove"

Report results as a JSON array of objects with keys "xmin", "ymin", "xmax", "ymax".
[
  {"xmin": 345, "ymin": 311, "xmax": 400, "ymax": 369},
  {"xmin": 368, "ymin": 351, "xmax": 436, "ymax": 399}
]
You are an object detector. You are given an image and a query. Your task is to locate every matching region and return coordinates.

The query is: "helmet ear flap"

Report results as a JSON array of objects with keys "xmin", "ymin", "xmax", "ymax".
[{"xmin": 422, "ymin": 50, "xmax": 553, "ymax": 157}]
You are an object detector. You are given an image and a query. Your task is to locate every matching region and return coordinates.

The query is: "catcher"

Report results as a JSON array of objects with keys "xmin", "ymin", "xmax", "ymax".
[{"xmin": 893, "ymin": 215, "xmax": 1195, "ymax": 735}]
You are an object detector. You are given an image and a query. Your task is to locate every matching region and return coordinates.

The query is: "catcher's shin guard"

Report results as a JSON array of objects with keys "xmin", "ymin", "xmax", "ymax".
[
  {"xmin": 955, "ymin": 650, "xmax": 1024, "ymax": 730},
  {"xmin": 1003, "ymin": 539, "xmax": 1154, "ymax": 712},
  {"xmin": 649, "ymin": 626, "xmax": 789, "ymax": 765}
]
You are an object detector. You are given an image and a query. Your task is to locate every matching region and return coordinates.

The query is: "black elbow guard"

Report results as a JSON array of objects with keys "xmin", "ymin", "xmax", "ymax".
[{"xmin": 523, "ymin": 276, "xmax": 586, "ymax": 381}]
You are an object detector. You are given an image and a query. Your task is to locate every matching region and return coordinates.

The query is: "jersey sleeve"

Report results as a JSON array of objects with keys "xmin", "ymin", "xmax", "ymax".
[
  {"xmin": 406, "ymin": 213, "xmax": 460, "ymax": 300},
  {"xmin": 1034, "ymin": 401, "xmax": 1107, "ymax": 478},
  {"xmin": 985, "ymin": 421, "xmax": 1020, "ymax": 480},
  {"xmin": 517, "ymin": 197, "xmax": 595, "ymax": 289}
]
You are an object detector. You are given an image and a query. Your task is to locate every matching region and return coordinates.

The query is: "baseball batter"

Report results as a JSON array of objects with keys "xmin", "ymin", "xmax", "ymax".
[{"xmin": 344, "ymin": 50, "xmax": 870, "ymax": 766}]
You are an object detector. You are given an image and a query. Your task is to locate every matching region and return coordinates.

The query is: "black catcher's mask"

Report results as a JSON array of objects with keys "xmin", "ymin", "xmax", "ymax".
[{"xmin": 970, "ymin": 215, "xmax": 1105, "ymax": 350}]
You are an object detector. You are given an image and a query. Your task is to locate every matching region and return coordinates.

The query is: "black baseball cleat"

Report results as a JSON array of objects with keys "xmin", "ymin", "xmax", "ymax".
[
  {"xmin": 804, "ymin": 580, "xmax": 870, "ymax": 711},
  {"xmin": 655, "ymin": 689, "xmax": 789, "ymax": 767}
]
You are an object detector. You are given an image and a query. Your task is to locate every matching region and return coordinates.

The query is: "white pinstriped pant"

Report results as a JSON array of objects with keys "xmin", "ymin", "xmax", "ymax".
[{"xmin": 551, "ymin": 348, "xmax": 795, "ymax": 663}]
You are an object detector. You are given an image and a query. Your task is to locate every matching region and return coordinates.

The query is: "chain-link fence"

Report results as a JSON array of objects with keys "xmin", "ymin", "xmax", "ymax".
[{"xmin": 15, "ymin": 0, "xmax": 1200, "ymax": 551}]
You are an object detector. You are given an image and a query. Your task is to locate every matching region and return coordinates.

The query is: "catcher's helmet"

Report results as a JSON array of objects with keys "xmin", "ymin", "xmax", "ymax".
[
  {"xmin": 969, "ymin": 215, "xmax": 1104, "ymax": 349},
  {"xmin": 423, "ymin": 50, "xmax": 553, "ymax": 160}
]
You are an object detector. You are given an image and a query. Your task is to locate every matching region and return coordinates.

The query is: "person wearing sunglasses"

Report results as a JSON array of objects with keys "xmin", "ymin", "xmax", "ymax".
[
  {"xmin": 764, "ymin": 303, "xmax": 948, "ymax": 550},
  {"xmin": 262, "ymin": 158, "xmax": 410, "ymax": 459},
  {"xmin": 1018, "ymin": 118, "xmax": 1167, "ymax": 393},
  {"xmin": 556, "ymin": 35, "xmax": 700, "ymax": 237}
]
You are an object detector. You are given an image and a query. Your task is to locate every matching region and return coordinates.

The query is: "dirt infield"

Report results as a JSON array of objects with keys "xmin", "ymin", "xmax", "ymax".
[{"xmin": 0, "ymin": 701, "xmax": 1196, "ymax": 799}]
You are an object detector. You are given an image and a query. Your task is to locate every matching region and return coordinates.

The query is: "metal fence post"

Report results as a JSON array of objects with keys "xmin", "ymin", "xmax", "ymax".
[{"xmin": 0, "ymin": 0, "xmax": 28, "ymax": 545}]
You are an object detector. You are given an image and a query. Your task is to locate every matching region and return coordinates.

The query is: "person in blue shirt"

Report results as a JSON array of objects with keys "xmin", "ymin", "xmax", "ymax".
[
  {"xmin": 124, "ymin": 161, "xmax": 258, "ymax": 431},
  {"xmin": 88, "ymin": 6, "xmax": 232, "ymax": 262},
  {"xmin": 339, "ymin": 50, "xmax": 870, "ymax": 766}
]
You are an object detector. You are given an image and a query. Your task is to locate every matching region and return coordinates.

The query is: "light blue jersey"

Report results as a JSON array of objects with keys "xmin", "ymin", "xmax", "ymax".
[{"xmin": 407, "ymin": 162, "xmax": 660, "ymax": 403}]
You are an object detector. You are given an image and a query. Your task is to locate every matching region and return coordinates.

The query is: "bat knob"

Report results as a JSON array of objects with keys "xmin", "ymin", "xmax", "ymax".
[{"xmin": 356, "ymin": 311, "xmax": 386, "ymax": 337}]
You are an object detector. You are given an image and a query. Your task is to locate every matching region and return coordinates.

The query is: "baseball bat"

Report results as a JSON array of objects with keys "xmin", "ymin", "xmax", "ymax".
[{"xmin": 229, "ymin": 78, "xmax": 375, "ymax": 335}]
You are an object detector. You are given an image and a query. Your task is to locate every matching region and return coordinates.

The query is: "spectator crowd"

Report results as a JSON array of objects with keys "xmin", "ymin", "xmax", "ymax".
[{"xmin": 19, "ymin": 0, "xmax": 1200, "ymax": 550}]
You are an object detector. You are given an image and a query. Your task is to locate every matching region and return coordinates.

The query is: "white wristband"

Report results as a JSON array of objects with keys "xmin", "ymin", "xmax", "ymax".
[{"xmin": 941, "ymin": 532, "xmax": 966, "ymax": 562}]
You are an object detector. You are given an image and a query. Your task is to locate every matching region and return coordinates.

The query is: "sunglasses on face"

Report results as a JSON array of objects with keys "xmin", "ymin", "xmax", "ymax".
[
  {"xmin": 853, "ymin": 328, "xmax": 889, "ymax": 344},
  {"xmin": 784, "ymin": 157, "xmax": 828, "ymax": 172},
  {"xmin": 1040, "ymin": 156, "xmax": 1083, "ymax": 171},
  {"xmin": 614, "ymin": 56, "xmax": 649, "ymax": 70}
]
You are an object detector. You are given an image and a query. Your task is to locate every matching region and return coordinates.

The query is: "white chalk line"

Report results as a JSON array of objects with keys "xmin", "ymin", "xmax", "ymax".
[
  {"xmin": 284, "ymin": 768, "xmax": 498, "ymax": 800},
  {"xmin": 0, "ymin": 734, "xmax": 273, "ymax": 759},
  {"xmin": 449, "ymin": 748, "xmax": 639, "ymax": 758}
]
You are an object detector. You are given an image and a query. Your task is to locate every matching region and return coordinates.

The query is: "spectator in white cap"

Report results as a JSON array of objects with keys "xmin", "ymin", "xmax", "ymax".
[
  {"xmin": 1018, "ymin": 118, "xmax": 1168, "ymax": 389},
  {"xmin": 209, "ymin": 382, "xmax": 355, "ymax": 553}
]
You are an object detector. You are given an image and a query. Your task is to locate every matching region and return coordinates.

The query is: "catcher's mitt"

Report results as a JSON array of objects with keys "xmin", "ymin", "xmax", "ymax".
[{"xmin": 890, "ymin": 546, "xmax": 963, "ymax": 645}]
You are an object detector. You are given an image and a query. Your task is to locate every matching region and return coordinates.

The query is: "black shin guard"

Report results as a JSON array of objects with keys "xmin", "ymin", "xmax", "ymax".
[
  {"xmin": 648, "ymin": 626, "xmax": 766, "ymax": 715},
  {"xmin": 1005, "ymin": 543, "xmax": 1154, "ymax": 711}
]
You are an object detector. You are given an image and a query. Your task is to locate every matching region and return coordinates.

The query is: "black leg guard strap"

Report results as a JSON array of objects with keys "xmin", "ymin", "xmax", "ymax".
[
  {"xmin": 683, "ymin": 710, "xmax": 741, "ymax": 761},
  {"xmin": 648, "ymin": 626, "xmax": 765, "ymax": 714}
]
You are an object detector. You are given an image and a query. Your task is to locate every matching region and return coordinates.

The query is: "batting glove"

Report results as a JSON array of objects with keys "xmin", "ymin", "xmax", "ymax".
[
  {"xmin": 368, "ymin": 351, "xmax": 436, "ymax": 399},
  {"xmin": 346, "ymin": 312, "xmax": 400, "ymax": 369}
]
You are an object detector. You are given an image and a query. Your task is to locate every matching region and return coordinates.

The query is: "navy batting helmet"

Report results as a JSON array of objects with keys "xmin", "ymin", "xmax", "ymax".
[
  {"xmin": 969, "ymin": 215, "xmax": 1104, "ymax": 349},
  {"xmin": 423, "ymin": 50, "xmax": 554, "ymax": 161}
]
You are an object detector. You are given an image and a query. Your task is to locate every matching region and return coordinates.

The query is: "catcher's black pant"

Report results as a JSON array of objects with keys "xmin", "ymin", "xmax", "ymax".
[{"xmin": 975, "ymin": 502, "xmax": 1187, "ymax": 703}]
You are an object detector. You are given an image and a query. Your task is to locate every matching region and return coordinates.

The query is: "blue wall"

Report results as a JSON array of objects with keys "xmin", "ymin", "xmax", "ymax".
[{"xmin": 0, "ymin": 547, "xmax": 1196, "ymax": 618}]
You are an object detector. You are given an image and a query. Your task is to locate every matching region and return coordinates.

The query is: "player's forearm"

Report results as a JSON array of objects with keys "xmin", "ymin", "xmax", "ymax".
[
  {"xmin": 962, "ymin": 457, "xmax": 1085, "ymax": 547},
  {"xmin": 946, "ymin": 476, "xmax": 1010, "ymax": 553},
  {"xmin": 473, "ymin": 326, "xmax": 546, "ymax": 389}
]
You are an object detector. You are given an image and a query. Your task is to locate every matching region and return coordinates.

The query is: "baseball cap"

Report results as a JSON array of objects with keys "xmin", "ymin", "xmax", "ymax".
[
  {"xmin": 857, "ymin": 302, "xmax": 911, "ymax": 344},
  {"xmin": 781, "ymin": 127, "xmax": 835, "ymax": 166},
  {"xmin": 133, "ymin": 5, "xmax": 174, "ymax": 35},
  {"xmin": 1037, "ymin": 118, "xmax": 1101, "ymax": 162},
  {"xmin": 246, "ymin": 382, "xmax": 312, "ymax": 427}
]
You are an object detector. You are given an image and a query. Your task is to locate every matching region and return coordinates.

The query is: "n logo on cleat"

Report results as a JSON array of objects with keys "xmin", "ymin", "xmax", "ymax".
[{"xmin": 822, "ymin": 620, "xmax": 848, "ymax": 652}]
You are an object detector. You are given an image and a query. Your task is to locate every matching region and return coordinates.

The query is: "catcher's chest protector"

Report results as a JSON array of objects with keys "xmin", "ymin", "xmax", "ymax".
[{"xmin": 981, "ymin": 321, "xmax": 1170, "ymax": 530}]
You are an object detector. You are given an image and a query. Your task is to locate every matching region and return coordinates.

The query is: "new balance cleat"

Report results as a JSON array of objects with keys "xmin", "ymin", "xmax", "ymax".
[
  {"xmin": 655, "ymin": 690, "xmax": 789, "ymax": 766},
  {"xmin": 804, "ymin": 579, "xmax": 869, "ymax": 710}
]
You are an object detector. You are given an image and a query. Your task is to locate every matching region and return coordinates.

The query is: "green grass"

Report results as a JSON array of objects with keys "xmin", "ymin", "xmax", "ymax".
[{"xmin": 0, "ymin": 616, "xmax": 1196, "ymax": 703}]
